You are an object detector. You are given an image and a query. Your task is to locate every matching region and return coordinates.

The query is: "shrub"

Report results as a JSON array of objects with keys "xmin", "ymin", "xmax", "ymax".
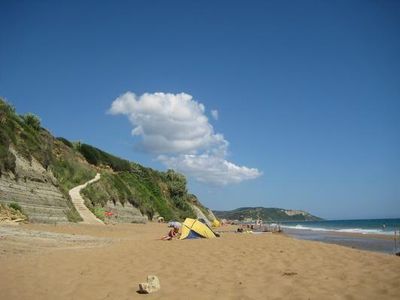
[
  {"xmin": 65, "ymin": 208, "xmax": 83, "ymax": 222},
  {"xmin": 93, "ymin": 205, "xmax": 105, "ymax": 221},
  {"xmin": 8, "ymin": 202, "xmax": 22, "ymax": 212},
  {"xmin": 78, "ymin": 143, "xmax": 131, "ymax": 171},
  {"xmin": 0, "ymin": 144, "xmax": 16, "ymax": 175},
  {"xmin": 0, "ymin": 98, "xmax": 16, "ymax": 119},
  {"xmin": 56, "ymin": 137, "xmax": 73, "ymax": 148},
  {"xmin": 166, "ymin": 169, "xmax": 187, "ymax": 198},
  {"xmin": 22, "ymin": 113, "xmax": 41, "ymax": 131}
]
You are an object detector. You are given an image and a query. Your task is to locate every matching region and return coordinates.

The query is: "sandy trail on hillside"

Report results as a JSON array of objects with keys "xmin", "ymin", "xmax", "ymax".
[
  {"xmin": 68, "ymin": 173, "xmax": 104, "ymax": 225},
  {"xmin": 0, "ymin": 223, "xmax": 399, "ymax": 300}
]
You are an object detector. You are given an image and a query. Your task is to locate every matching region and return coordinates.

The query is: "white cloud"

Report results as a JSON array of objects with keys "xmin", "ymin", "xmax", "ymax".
[
  {"xmin": 109, "ymin": 92, "xmax": 223, "ymax": 154},
  {"xmin": 109, "ymin": 91, "xmax": 262, "ymax": 185},
  {"xmin": 158, "ymin": 154, "xmax": 262, "ymax": 185},
  {"xmin": 211, "ymin": 109, "xmax": 219, "ymax": 120}
]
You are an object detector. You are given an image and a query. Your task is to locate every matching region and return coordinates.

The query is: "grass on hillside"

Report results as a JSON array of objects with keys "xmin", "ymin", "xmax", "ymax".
[
  {"xmin": 82, "ymin": 170, "xmax": 197, "ymax": 221},
  {"xmin": 78, "ymin": 143, "xmax": 131, "ymax": 171},
  {"xmin": 51, "ymin": 158, "xmax": 96, "ymax": 191}
]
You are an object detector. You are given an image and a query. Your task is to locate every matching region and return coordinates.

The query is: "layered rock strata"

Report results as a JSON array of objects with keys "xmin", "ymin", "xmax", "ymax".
[
  {"xmin": 0, "ymin": 148, "xmax": 70, "ymax": 223},
  {"xmin": 104, "ymin": 200, "xmax": 147, "ymax": 224}
]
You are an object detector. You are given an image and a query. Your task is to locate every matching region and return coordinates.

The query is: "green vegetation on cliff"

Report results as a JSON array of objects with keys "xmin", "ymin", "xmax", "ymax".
[
  {"xmin": 77, "ymin": 143, "xmax": 198, "ymax": 221},
  {"xmin": 0, "ymin": 99, "xmax": 50, "ymax": 175},
  {"xmin": 81, "ymin": 169, "xmax": 196, "ymax": 221},
  {"xmin": 77, "ymin": 143, "xmax": 131, "ymax": 172},
  {"xmin": 213, "ymin": 207, "xmax": 322, "ymax": 222}
]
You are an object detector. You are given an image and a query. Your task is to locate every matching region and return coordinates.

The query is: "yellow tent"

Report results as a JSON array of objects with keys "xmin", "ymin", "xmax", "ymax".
[
  {"xmin": 212, "ymin": 219, "xmax": 221, "ymax": 227},
  {"xmin": 180, "ymin": 218, "xmax": 217, "ymax": 239}
]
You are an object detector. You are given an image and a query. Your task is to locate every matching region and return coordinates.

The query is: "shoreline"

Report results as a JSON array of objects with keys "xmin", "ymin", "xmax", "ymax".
[
  {"xmin": 283, "ymin": 227, "xmax": 399, "ymax": 255},
  {"xmin": 228, "ymin": 221, "xmax": 399, "ymax": 254},
  {"xmin": 282, "ymin": 226, "xmax": 396, "ymax": 240}
]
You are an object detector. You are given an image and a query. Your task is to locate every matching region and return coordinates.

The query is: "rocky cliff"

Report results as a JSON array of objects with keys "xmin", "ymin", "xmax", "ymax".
[
  {"xmin": 103, "ymin": 201, "xmax": 147, "ymax": 224},
  {"xmin": 0, "ymin": 147, "xmax": 70, "ymax": 223}
]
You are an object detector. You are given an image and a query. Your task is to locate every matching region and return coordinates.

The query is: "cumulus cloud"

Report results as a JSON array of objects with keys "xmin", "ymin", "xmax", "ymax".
[
  {"xmin": 109, "ymin": 91, "xmax": 262, "ymax": 185},
  {"xmin": 109, "ymin": 92, "xmax": 224, "ymax": 154},
  {"xmin": 211, "ymin": 109, "xmax": 219, "ymax": 120},
  {"xmin": 158, "ymin": 154, "xmax": 262, "ymax": 185}
]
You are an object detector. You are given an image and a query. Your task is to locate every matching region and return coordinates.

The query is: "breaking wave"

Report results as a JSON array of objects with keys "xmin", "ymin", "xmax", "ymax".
[{"xmin": 281, "ymin": 224, "xmax": 394, "ymax": 235}]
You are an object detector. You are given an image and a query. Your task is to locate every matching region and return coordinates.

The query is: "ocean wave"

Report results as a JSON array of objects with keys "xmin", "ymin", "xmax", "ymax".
[{"xmin": 281, "ymin": 224, "xmax": 395, "ymax": 235}]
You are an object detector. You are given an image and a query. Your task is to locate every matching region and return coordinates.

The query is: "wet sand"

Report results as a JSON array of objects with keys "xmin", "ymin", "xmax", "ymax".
[
  {"xmin": 284, "ymin": 228, "xmax": 398, "ymax": 254},
  {"xmin": 1, "ymin": 222, "xmax": 399, "ymax": 300}
]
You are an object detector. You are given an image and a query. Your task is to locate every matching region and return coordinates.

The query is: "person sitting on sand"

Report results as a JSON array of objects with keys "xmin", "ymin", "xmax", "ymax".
[{"xmin": 161, "ymin": 226, "xmax": 180, "ymax": 240}]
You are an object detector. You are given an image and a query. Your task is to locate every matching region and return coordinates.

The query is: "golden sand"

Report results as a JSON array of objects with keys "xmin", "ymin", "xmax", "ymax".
[{"xmin": 1, "ymin": 223, "xmax": 399, "ymax": 299}]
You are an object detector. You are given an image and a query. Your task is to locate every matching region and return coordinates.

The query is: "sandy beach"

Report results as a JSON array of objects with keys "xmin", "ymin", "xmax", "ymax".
[{"xmin": 1, "ymin": 222, "xmax": 399, "ymax": 300}]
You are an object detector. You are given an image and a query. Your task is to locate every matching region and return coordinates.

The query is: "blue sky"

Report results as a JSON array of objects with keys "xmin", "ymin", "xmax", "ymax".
[{"xmin": 1, "ymin": 0, "xmax": 399, "ymax": 219}]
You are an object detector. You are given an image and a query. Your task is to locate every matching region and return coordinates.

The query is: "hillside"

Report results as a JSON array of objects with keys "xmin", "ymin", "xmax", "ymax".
[
  {"xmin": 0, "ymin": 98, "xmax": 213, "ymax": 223},
  {"xmin": 213, "ymin": 207, "xmax": 322, "ymax": 222}
]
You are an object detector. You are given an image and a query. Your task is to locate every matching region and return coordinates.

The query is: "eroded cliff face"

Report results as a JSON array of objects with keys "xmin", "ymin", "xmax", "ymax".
[
  {"xmin": 284, "ymin": 209, "xmax": 309, "ymax": 216},
  {"xmin": 104, "ymin": 201, "xmax": 147, "ymax": 224},
  {"xmin": 0, "ymin": 148, "xmax": 149, "ymax": 224},
  {"xmin": 0, "ymin": 148, "xmax": 70, "ymax": 223}
]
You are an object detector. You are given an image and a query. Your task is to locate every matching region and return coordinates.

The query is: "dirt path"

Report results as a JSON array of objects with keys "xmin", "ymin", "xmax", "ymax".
[{"xmin": 68, "ymin": 173, "xmax": 104, "ymax": 225}]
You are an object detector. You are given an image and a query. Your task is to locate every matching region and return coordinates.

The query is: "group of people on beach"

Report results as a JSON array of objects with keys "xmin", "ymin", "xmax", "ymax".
[{"xmin": 237, "ymin": 218, "xmax": 264, "ymax": 232}]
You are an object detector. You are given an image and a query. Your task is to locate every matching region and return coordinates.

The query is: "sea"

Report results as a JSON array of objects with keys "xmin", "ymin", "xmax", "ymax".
[{"xmin": 277, "ymin": 218, "xmax": 400, "ymax": 254}]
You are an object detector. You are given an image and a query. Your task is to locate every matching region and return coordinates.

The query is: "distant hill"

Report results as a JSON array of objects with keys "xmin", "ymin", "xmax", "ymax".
[
  {"xmin": 0, "ymin": 98, "xmax": 213, "ymax": 223},
  {"xmin": 213, "ymin": 207, "xmax": 322, "ymax": 222}
]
